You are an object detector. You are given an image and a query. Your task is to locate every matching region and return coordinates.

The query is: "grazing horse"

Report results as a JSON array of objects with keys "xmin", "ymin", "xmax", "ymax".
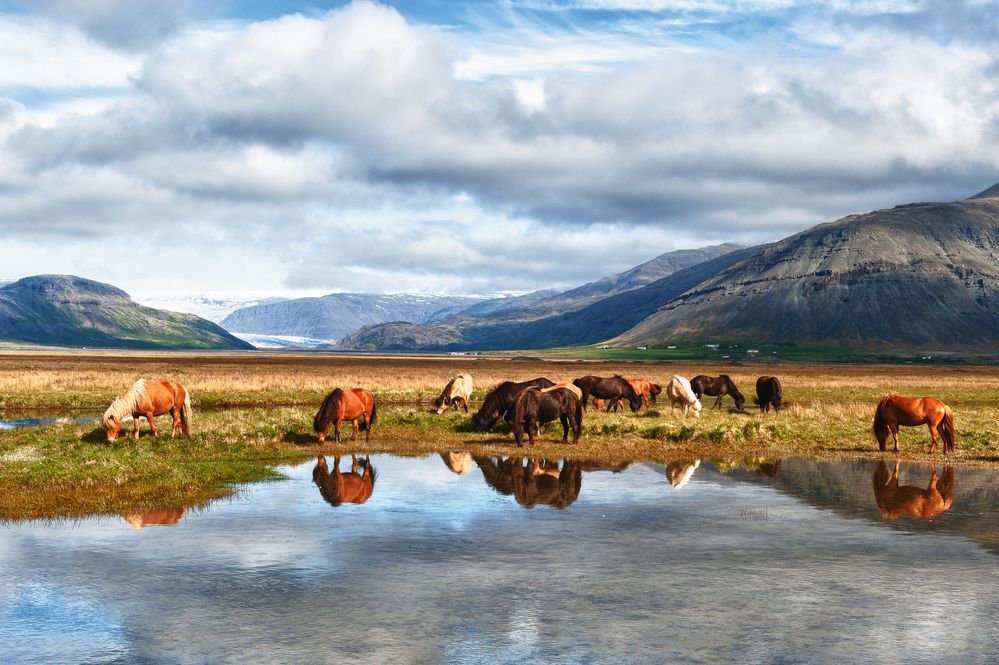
[
  {"xmin": 313, "ymin": 388, "xmax": 377, "ymax": 443},
  {"xmin": 474, "ymin": 456, "xmax": 583, "ymax": 509},
  {"xmin": 664, "ymin": 375, "xmax": 702, "ymax": 418},
  {"xmin": 755, "ymin": 376, "xmax": 783, "ymax": 413},
  {"xmin": 470, "ymin": 377, "xmax": 555, "ymax": 431},
  {"xmin": 434, "ymin": 373, "xmax": 474, "ymax": 414},
  {"xmin": 510, "ymin": 386, "xmax": 582, "ymax": 447},
  {"xmin": 690, "ymin": 375, "xmax": 746, "ymax": 410},
  {"xmin": 572, "ymin": 375, "xmax": 643, "ymax": 412},
  {"xmin": 628, "ymin": 378, "xmax": 662, "ymax": 409},
  {"xmin": 872, "ymin": 461, "xmax": 954, "ymax": 519},
  {"xmin": 313, "ymin": 454, "xmax": 377, "ymax": 507},
  {"xmin": 102, "ymin": 379, "xmax": 192, "ymax": 443},
  {"xmin": 440, "ymin": 451, "xmax": 473, "ymax": 475},
  {"xmin": 873, "ymin": 393, "xmax": 955, "ymax": 454}
]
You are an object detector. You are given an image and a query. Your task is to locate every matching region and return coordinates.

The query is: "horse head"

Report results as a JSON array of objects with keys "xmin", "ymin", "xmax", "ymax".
[
  {"xmin": 102, "ymin": 414, "xmax": 121, "ymax": 443},
  {"xmin": 433, "ymin": 394, "xmax": 452, "ymax": 414}
]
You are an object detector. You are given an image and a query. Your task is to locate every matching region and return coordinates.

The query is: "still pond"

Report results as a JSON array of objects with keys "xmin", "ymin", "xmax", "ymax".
[{"xmin": 2, "ymin": 454, "xmax": 998, "ymax": 664}]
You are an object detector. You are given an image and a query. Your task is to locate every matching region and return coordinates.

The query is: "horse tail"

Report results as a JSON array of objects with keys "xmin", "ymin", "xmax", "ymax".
[
  {"xmin": 940, "ymin": 405, "xmax": 956, "ymax": 453},
  {"xmin": 180, "ymin": 387, "xmax": 192, "ymax": 436},
  {"xmin": 873, "ymin": 395, "xmax": 892, "ymax": 451}
]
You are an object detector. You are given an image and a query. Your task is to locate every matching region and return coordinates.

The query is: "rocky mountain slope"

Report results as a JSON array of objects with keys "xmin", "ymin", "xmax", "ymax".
[
  {"xmin": 0, "ymin": 275, "xmax": 253, "ymax": 350},
  {"xmin": 338, "ymin": 243, "xmax": 744, "ymax": 350},
  {"xmin": 219, "ymin": 292, "xmax": 558, "ymax": 341},
  {"xmin": 616, "ymin": 187, "xmax": 999, "ymax": 346}
]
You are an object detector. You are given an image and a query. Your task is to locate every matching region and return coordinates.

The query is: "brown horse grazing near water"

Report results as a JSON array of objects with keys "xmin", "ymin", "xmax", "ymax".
[
  {"xmin": 572, "ymin": 375, "xmax": 643, "ymax": 412},
  {"xmin": 872, "ymin": 461, "xmax": 954, "ymax": 519},
  {"xmin": 471, "ymin": 377, "xmax": 555, "ymax": 431},
  {"xmin": 690, "ymin": 375, "xmax": 746, "ymax": 410},
  {"xmin": 312, "ymin": 454, "xmax": 377, "ymax": 507},
  {"xmin": 102, "ymin": 379, "xmax": 192, "ymax": 443},
  {"xmin": 511, "ymin": 386, "xmax": 582, "ymax": 447},
  {"xmin": 313, "ymin": 388, "xmax": 377, "ymax": 443},
  {"xmin": 873, "ymin": 393, "xmax": 955, "ymax": 454}
]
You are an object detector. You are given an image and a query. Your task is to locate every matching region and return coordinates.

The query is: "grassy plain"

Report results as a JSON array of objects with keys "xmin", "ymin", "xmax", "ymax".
[{"xmin": 1, "ymin": 350, "xmax": 997, "ymax": 519}]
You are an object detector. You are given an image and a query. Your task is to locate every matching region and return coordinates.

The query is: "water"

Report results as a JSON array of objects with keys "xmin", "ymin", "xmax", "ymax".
[
  {"xmin": 0, "ymin": 416, "xmax": 99, "ymax": 430},
  {"xmin": 1, "ymin": 454, "xmax": 997, "ymax": 664}
]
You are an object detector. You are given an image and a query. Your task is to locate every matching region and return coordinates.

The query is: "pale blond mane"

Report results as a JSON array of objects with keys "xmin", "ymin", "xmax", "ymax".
[
  {"xmin": 103, "ymin": 379, "xmax": 147, "ymax": 422},
  {"xmin": 541, "ymin": 382, "xmax": 583, "ymax": 400}
]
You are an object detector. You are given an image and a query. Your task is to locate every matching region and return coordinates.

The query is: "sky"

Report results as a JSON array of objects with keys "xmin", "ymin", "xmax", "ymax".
[{"xmin": 0, "ymin": 0, "xmax": 997, "ymax": 299}]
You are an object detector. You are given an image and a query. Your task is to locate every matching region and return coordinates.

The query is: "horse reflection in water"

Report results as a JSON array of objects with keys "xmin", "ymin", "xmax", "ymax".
[
  {"xmin": 120, "ymin": 506, "xmax": 186, "ymax": 529},
  {"xmin": 665, "ymin": 460, "xmax": 700, "ymax": 489},
  {"xmin": 440, "ymin": 451, "xmax": 473, "ymax": 475},
  {"xmin": 872, "ymin": 461, "xmax": 954, "ymax": 520},
  {"xmin": 313, "ymin": 454, "xmax": 377, "ymax": 507},
  {"xmin": 475, "ymin": 456, "xmax": 582, "ymax": 509}
]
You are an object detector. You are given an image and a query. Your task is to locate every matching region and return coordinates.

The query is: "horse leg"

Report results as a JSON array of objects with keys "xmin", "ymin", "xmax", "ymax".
[
  {"xmin": 351, "ymin": 454, "xmax": 359, "ymax": 473},
  {"xmin": 334, "ymin": 418, "xmax": 342, "ymax": 444},
  {"xmin": 170, "ymin": 407, "xmax": 180, "ymax": 438},
  {"xmin": 528, "ymin": 418, "xmax": 538, "ymax": 446},
  {"xmin": 133, "ymin": 416, "xmax": 140, "ymax": 440},
  {"xmin": 927, "ymin": 422, "xmax": 939, "ymax": 454},
  {"xmin": 714, "ymin": 394, "xmax": 723, "ymax": 409},
  {"xmin": 364, "ymin": 412, "xmax": 371, "ymax": 441},
  {"xmin": 350, "ymin": 419, "xmax": 358, "ymax": 441},
  {"xmin": 145, "ymin": 411, "xmax": 158, "ymax": 437},
  {"xmin": 891, "ymin": 425, "xmax": 900, "ymax": 453},
  {"xmin": 560, "ymin": 414, "xmax": 569, "ymax": 443}
]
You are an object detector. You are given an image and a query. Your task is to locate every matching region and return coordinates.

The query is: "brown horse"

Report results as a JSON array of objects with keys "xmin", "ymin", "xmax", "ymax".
[
  {"xmin": 314, "ymin": 388, "xmax": 376, "ymax": 443},
  {"xmin": 474, "ymin": 456, "xmax": 582, "ymax": 509},
  {"xmin": 873, "ymin": 393, "xmax": 955, "ymax": 454},
  {"xmin": 510, "ymin": 386, "xmax": 582, "ymax": 447},
  {"xmin": 628, "ymin": 378, "xmax": 662, "ymax": 409},
  {"xmin": 102, "ymin": 379, "xmax": 192, "ymax": 443},
  {"xmin": 120, "ymin": 506, "xmax": 186, "ymax": 529},
  {"xmin": 313, "ymin": 454, "xmax": 377, "ymax": 507},
  {"xmin": 872, "ymin": 461, "xmax": 954, "ymax": 519},
  {"xmin": 690, "ymin": 374, "xmax": 745, "ymax": 410}
]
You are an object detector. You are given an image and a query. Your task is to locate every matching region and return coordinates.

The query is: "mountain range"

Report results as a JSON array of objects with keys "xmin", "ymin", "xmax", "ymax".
[
  {"xmin": 340, "ymin": 186, "xmax": 999, "ymax": 351},
  {"xmin": 0, "ymin": 276, "xmax": 252, "ymax": 350}
]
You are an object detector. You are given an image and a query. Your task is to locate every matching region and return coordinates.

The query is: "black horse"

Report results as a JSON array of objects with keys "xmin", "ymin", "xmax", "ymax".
[
  {"xmin": 474, "ymin": 456, "xmax": 583, "ymax": 510},
  {"xmin": 510, "ymin": 386, "xmax": 582, "ymax": 447},
  {"xmin": 755, "ymin": 376, "xmax": 782, "ymax": 413},
  {"xmin": 572, "ymin": 375, "xmax": 643, "ymax": 412},
  {"xmin": 470, "ymin": 377, "xmax": 555, "ymax": 431},
  {"xmin": 690, "ymin": 375, "xmax": 746, "ymax": 410}
]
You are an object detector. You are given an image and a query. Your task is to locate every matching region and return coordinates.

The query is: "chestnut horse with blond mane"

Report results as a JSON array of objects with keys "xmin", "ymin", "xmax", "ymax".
[
  {"xmin": 873, "ymin": 393, "xmax": 955, "ymax": 454},
  {"xmin": 102, "ymin": 379, "xmax": 191, "ymax": 443},
  {"xmin": 314, "ymin": 388, "xmax": 377, "ymax": 443}
]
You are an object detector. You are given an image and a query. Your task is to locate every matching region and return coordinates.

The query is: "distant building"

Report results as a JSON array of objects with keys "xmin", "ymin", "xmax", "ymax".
[
  {"xmin": 747, "ymin": 349, "xmax": 759, "ymax": 357},
  {"xmin": 636, "ymin": 346, "xmax": 647, "ymax": 350},
  {"xmin": 667, "ymin": 345, "xmax": 677, "ymax": 349}
]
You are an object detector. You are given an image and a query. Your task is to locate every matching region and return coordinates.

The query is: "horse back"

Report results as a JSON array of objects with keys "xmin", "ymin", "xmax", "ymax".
[
  {"xmin": 144, "ymin": 380, "xmax": 185, "ymax": 414},
  {"xmin": 341, "ymin": 388, "xmax": 374, "ymax": 420}
]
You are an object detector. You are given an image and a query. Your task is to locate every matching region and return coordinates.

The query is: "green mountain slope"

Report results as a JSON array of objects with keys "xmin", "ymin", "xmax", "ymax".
[{"xmin": 0, "ymin": 275, "xmax": 254, "ymax": 350}]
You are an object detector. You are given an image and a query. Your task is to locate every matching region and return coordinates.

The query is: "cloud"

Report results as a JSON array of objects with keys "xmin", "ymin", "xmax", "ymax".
[{"xmin": 0, "ymin": 0, "xmax": 997, "ymax": 295}]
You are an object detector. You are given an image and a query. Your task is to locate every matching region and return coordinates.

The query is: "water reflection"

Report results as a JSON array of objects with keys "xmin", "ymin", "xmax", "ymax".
[
  {"xmin": 665, "ymin": 460, "xmax": 700, "ymax": 489},
  {"xmin": 440, "ymin": 451, "xmax": 473, "ymax": 475},
  {"xmin": 119, "ymin": 507, "xmax": 186, "ymax": 529},
  {"xmin": 312, "ymin": 454, "xmax": 377, "ymax": 508},
  {"xmin": 872, "ymin": 461, "xmax": 955, "ymax": 520},
  {"xmin": 475, "ymin": 457, "xmax": 582, "ymax": 509}
]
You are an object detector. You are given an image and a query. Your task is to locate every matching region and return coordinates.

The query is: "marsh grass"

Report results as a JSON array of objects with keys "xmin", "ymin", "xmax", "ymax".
[{"xmin": 1, "ymin": 351, "xmax": 997, "ymax": 520}]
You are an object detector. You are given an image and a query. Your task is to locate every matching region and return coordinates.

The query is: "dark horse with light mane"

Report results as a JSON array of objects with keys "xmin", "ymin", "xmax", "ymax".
[
  {"xmin": 471, "ymin": 377, "xmax": 555, "ymax": 431},
  {"xmin": 313, "ymin": 388, "xmax": 377, "ymax": 443},
  {"xmin": 873, "ymin": 393, "xmax": 955, "ymax": 454},
  {"xmin": 572, "ymin": 375, "xmax": 643, "ymax": 412},
  {"xmin": 690, "ymin": 375, "xmax": 746, "ymax": 410},
  {"xmin": 510, "ymin": 386, "xmax": 582, "ymax": 447}
]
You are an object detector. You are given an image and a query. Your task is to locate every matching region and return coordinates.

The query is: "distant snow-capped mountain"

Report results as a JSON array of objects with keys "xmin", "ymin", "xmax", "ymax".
[{"xmin": 132, "ymin": 294, "xmax": 289, "ymax": 323}]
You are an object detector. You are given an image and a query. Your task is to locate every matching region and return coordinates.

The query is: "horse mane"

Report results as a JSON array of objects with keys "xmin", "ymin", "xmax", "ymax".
[
  {"xmin": 104, "ymin": 379, "xmax": 147, "ymax": 422},
  {"xmin": 435, "ymin": 377, "xmax": 458, "ymax": 407},
  {"xmin": 314, "ymin": 388, "xmax": 343, "ymax": 433},
  {"xmin": 475, "ymin": 382, "xmax": 510, "ymax": 423}
]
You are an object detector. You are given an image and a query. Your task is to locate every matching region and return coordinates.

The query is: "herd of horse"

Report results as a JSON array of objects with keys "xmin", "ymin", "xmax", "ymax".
[{"xmin": 100, "ymin": 370, "xmax": 959, "ymax": 454}]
